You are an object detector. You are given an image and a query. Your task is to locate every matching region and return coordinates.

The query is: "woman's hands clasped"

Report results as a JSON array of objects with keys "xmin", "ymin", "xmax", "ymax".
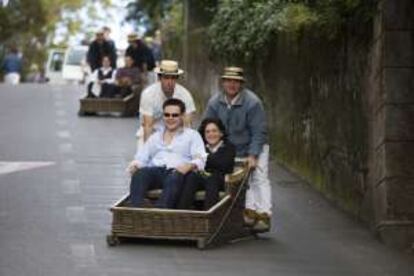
[{"xmin": 126, "ymin": 160, "xmax": 140, "ymax": 175}]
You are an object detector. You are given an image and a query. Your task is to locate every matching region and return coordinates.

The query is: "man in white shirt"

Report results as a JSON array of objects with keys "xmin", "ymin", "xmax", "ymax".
[
  {"xmin": 136, "ymin": 60, "xmax": 196, "ymax": 149},
  {"xmin": 127, "ymin": 98, "xmax": 206, "ymax": 208}
]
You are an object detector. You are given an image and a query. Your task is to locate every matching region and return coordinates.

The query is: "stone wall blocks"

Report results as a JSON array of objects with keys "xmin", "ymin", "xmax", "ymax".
[
  {"xmin": 373, "ymin": 144, "xmax": 386, "ymax": 183},
  {"xmin": 383, "ymin": 68, "xmax": 414, "ymax": 103},
  {"xmin": 378, "ymin": 224, "xmax": 414, "ymax": 250},
  {"xmin": 383, "ymin": 105, "xmax": 414, "ymax": 141},
  {"xmin": 386, "ymin": 177, "xmax": 414, "ymax": 219},
  {"xmin": 384, "ymin": 31, "xmax": 414, "ymax": 67},
  {"xmin": 373, "ymin": 7, "xmax": 384, "ymax": 41},
  {"xmin": 373, "ymin": 105, "xmax": 386, "ymax": 148},
  {"xmin": 384, "ymin": 142, "xmax": 414, "ymax": 179},
  {"xmin": 374, "ymin": 142, "xmax": 414, "ymax": 183},
  {"xmin": 383, "ymin": 0, "xmax": 414, "ymax": 30},
  {"xmin": 373, "ymin": 178, "xmax": 389, "ymax": 220}
]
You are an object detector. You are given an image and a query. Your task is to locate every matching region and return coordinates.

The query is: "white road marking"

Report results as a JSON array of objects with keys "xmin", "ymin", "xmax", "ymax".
[
  {"xmin": 66, "ymin": 206, "xmax": 86, "ymax": 223},
  {"xmin": 0, "ymin": 161, "xmax": 55, "ymax": 175},
  {"xmin": 62, "ymin": 179, "xmax": 81, "ymax": 194},
  {"xmin": 70, "ymin": 244, "xmax": 96, "ymax": 266},
  {"xmin": 55, "ymin": 119, "xmax": 68, "ymax": 126},
  {"xmin": 56, "ymin": 110, "xmax": 66, "ymax": 117},
  {"xmin": 54, "ymin": 100, "xmax": 64, "ymax": 107},
  {"xmin": 61, "ymin": 159, "xmax": 76, "ymax": 173},
  {"xmin": 59, "ymin": 143, "xmax": 73, "ymax": 153},
  {"xmin": 57, "ymin": 130, "xmax": 71, "ymax": 139}
]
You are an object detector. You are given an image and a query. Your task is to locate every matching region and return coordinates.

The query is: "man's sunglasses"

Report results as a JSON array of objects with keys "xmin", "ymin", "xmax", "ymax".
[{"xmin": 163, "ymin": 112, "xmax": 180, "ymax": 118}]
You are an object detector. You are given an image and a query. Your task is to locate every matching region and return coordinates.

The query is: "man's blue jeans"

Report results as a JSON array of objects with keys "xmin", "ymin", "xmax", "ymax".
[{"xmin": 129, "ymin": 166, "xmax": 185, "ymax": 208}]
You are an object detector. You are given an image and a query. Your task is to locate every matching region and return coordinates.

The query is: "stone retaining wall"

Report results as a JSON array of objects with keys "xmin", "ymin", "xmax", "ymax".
[{"xmin": 174, "ymin": 0, "xmax": 414, "ymax": 250}]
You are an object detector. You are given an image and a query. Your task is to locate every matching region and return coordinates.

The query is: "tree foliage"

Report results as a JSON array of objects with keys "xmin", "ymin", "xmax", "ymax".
[
  {"xmin": 122, "ymin": 0, "xmax": 376, "ymax": 65},
  {"xmin": 0, "ymin": 0, "xmax": 109, "ymax": 76},
  {"xmin": 0, "ymin": 0, "xmax": 87, "ymax": 44},
  {"xmin": 125, "ymin": 0, "xmax": 176, "ymax": 34},
  {"xmin": 208, "ymin": 0, "xmax": 377, "ymax": 63}
]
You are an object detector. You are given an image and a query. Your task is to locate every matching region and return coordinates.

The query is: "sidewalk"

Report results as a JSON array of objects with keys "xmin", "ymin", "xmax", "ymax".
[{"xmin": 267, "ymin": 160, "xmax": 414, "ymax": 275}]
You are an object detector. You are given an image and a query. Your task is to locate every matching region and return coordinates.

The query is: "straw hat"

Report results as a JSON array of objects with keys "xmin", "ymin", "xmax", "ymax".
[
  {"xmin": 127, "ymin": 33, "xmax": 139, "ymax": 42},
  {"xmin": 154, "ymin": 60, "xmax": 184, "ymax": 76},
  {"xmin": 144, "ymin": 36, "xmax": 154, "ymax": 44},
  {"xmin": 221, "ymin": 66, "xmax": 245, "ymax": 81}
]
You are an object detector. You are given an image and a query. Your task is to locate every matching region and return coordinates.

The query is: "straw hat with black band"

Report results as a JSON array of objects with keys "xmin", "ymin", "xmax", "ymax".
[
  {"xmin": 154, "ymin": 60, "xmax": 184, "ymax": 76},
  {"xmin": 127, "ymin": 33, "xmax": 139, "ymax": 43},
  {"xmin": 221, "ymin": 66, "xmax": 245, "ymax": 82}
]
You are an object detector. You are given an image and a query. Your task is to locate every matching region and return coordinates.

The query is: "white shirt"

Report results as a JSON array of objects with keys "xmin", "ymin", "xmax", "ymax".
[
  {"xmin": 89, "ymin": 67, "xmax": 116, "ymax": 96},
  {"xmin": 206, "ymin": 140, "xmax": 223, "ymax": 153},
  {"xmin": 89, "ymin": 67, "xmax": 116, "ymax": 84},
  {"xmin": 224, "ymin": 93, "xmax": 241, "ymax": 109},
  {"xmin": 139, "ymin": 82, "xmax": 196, "ymax": 132},
  {"xmin": 134, "ymin": 127, "xmax": 207, "ymax": 170}
]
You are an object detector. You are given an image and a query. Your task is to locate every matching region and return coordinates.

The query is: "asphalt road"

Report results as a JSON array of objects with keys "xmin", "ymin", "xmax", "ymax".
[{"xmin": 0, "ymin": 84, "xmax": 413, "ymax": 276}]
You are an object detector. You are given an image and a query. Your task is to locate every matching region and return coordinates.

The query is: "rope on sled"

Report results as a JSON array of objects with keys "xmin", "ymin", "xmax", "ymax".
[{"xmin": 205, "ymin": 168, "xmax": 251, "ymax": 247}]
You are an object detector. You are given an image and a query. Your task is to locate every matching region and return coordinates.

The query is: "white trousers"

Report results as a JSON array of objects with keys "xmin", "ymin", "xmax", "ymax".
[
  {"xmin": 4, "ymin": 73, "xmax": 20, "ymax": 85},
  {"xmin": 245, "ymin": 144, "xmax": 272, "ymax": 214}
]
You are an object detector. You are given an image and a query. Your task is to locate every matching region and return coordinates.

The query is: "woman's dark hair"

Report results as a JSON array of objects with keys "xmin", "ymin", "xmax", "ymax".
[
  {"xmin": 162, "ymin": 98, "xmax": 186, "ymax": 114},
  {"xmin": 198, "ymin": 118, "xmax": 228, "ymax": 143}
]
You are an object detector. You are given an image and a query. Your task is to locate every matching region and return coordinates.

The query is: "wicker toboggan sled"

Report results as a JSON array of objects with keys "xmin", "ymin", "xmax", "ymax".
[{"xmin": 106, "ymin": 163, "xmax": 254, "ymax": 249}]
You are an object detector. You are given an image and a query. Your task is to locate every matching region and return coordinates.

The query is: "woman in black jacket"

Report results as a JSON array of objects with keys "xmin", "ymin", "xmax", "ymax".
[{"xmin": 177, "ymin": 118, "xmax": 236, "ymax": 210}]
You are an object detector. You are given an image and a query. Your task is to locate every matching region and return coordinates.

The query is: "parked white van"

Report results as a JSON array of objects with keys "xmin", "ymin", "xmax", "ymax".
[
  {"xmin": 62, "ymin": 45, "xmax": 89, "ymax": 83},
  {"xmin": 45, "ymin": 48, "xmax": 65, "ymax": 84},
  {"xmin": 45, "ymin": 46, "xmax": 89, "ymax": 84},
  {"xmin": 46, "ymin": 46, "xmax": 125, "ymax": 84}
]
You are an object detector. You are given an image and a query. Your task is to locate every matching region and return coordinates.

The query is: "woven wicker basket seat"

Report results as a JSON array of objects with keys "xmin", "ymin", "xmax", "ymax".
[
  {"xmin": 145, "ymin": 166, "xmax": 246, "ymax": 201},
  {"xmin": 78, "ymin": 85, "xmax": 142, "ymax": 117},
  {"xmin": 107, "ymin": 165, "xmax": 252, "ymax": 249},
  {"xmin": 146, "ymin": 189, "xmax": 227, "ymax": 202}
]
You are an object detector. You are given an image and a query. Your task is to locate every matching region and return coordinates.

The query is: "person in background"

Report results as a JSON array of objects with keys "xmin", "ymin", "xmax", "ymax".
[
  {"xmin": 152, "ymin": 33, "xmax": 162, "ymax": 67},
  {"xmin": 136, "ymin": 60, "xmax": 196, "ymax": 151},
  {"xmin": 86, "ymin": 56, "xmax": 116, "ymax": 98},
  {"xmin": 2, "ymin": 46, "xmax": 22, "ymax": 85},
  {"xmin": 87, "ymin": 30, "xmax": 117, "ymax": 72},
  {"xmin": 126, "ymin": 98, "xmax": 207, "ymax": 209},
  {"xmin": 177, "ymin": 118, "xmax": 236, "ymax": 210},
  {"xmin": 203, "ymin": 66, "xmax": 272, "ymax": 232},
  {"xmin": 144, "ymin": 36, "xmax": 161, "ymax": 84},
  {"xmin": 26, "ymin": 64, "xmax": 42, "ymax": 83},
  {"xmin": 114, "ymin": 55, "xmax": 141, "ymax": 98},
  {"xmin": 79, "ymin": 57, "xmax": 90, "ymax": 85},
  {"xmin": 126, "ymin": 33, "xmax": 155, "ymax": 78},
  {"xmin": 102, "ymin": 26, "xmax": 116, "ymax": 50}
]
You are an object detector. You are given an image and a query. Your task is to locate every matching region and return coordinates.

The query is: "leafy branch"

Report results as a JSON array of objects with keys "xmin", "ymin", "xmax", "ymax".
[{"xmin": 208, "ymin": 0, "xmax": 377, "ymax": 63}]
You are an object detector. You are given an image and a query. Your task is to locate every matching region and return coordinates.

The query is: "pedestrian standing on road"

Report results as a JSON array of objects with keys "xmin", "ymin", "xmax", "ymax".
[
  {"xmin": 135, "ymin": 60, "xmax": 196, "ymax": 151},
  {"xmin": 203, "ymin": 66, "xmax": 272, "ymax": 232},
  {"xmin": 127, "ymin": 98, "xmax": 207, "ymax": 208},
  {"xmin": 2, "ymin": 46, "xmax": 22, "ymax": 85}
]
